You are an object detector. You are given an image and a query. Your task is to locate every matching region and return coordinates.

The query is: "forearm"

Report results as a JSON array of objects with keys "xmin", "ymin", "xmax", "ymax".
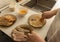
[{"xmin": 51, "ymin": 9, "xmax": 58, "ymax": 15}]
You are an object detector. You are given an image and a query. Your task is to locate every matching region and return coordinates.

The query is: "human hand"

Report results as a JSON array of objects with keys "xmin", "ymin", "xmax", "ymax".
[
  {"xmin": 42, "ymin": 11, "xmax": 55, "ymax": 19},
  {"xmin": 28, "ymin": 31, "xmax": 45, "ymax": 42}
]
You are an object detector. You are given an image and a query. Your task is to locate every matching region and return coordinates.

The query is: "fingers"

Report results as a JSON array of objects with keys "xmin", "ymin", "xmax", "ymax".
[
  {"xmin": 27, "ymin": 31, "xmax": 37, "ymax": 39},
  {"xmin": 42, "ymin": 11, "xmax": 49, "ymax": 19},
  {"xmin": 27, "ymin": 31, "xmax": 34, "ymax": 37},
  {"xmin": 28, "ymin": 31, "xmax": 41, "ymax": 39}
]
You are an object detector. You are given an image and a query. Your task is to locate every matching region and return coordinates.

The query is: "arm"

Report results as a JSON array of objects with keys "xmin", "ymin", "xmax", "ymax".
[
  {"xmin": 51, "ymin": 9, "xmax": 58, "ymax": 15},
  {"xmin": 42, "ymin": 9, "xmax": 58, "ymax": 19}
]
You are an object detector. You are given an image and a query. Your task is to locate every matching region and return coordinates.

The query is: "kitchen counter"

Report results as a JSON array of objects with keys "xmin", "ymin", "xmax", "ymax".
[{"xmin": 0, "ymin": 0, "xmax": 60, "ymax": 40}]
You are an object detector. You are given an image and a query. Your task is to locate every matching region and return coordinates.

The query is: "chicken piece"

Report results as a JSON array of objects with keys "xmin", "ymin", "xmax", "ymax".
[
  {"xmin": 0, "ymin": 14, "xmax": 16, "ymax": 27},
  {"xmin": 0, "ymin": 17, "xmax": 5, "ymax": 26},
  {"xmin": 11, "ymin": 24, "xmax": 33, "ymax": 42},
  {"xmin": 3, "ymin": 14, "xmax": 16, "ymax": 22},
  {"xmin": 12, "ymin": 29, "xmax": 27, "ymax": 42}
]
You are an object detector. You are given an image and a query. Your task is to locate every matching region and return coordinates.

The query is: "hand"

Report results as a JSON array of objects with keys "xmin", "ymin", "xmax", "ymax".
[
  {"xmin": 28, "ymin": 31, "xmax": 45, "ymax": 42},
  {"xmin": 42, "ymin": 11, "xmax": 56, "ymax": 19}
]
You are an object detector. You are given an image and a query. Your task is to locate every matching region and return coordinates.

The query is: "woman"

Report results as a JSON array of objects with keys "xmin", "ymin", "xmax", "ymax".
[{"xmin": 28, "ymin": 9, "xmax": 60, "ymax": 42}]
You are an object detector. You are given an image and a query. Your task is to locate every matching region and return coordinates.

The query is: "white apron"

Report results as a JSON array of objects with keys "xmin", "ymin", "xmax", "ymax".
[{"xmin": 47, "ymin": 9, "xmax": 60, "ymax": 42}]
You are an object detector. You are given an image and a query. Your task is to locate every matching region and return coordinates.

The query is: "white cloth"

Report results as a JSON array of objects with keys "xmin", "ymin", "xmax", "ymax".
[
  {"xmin": 0, "ymin": 0, "xmax": 16, "ymax": 9},
  {"xmin": 47, "ymin": 9, "xmax": 60, "ymax": 42},
  {"xmin": 0, "ymin": 0, "xmax": 10, "ymax": 8}
]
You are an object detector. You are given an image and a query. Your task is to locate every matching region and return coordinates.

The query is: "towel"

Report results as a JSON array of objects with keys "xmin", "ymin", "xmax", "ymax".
[{"xmin": 0, "ymin": 0, "xmax": 10, "ymax": 9}]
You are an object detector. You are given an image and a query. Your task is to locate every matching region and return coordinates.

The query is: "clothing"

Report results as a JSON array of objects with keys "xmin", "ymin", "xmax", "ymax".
[{"xmin": 47, "ymin": 9, "xmax": 60, "ymax": 42}]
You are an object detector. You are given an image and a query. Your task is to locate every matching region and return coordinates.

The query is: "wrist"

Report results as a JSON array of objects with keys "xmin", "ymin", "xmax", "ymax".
[{"xmin": 51, "ymin": 9, "xmax": 58, "ymax": 15}]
